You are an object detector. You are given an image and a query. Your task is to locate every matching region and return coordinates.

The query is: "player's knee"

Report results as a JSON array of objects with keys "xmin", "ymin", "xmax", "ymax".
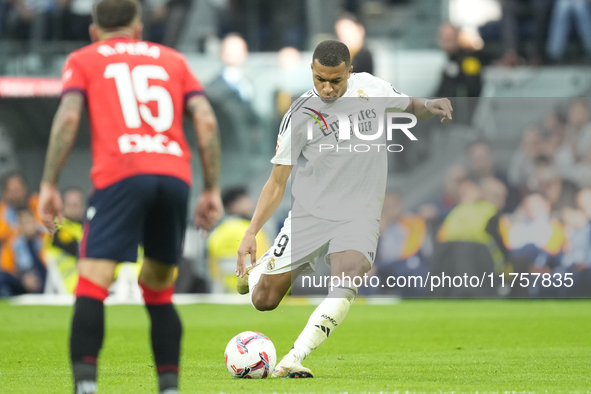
[
  {"xmin": 140, "ymin": 257, "xmax": 176, "ymax": 289},
  {"xmin": 252, "ymin": 292, "xmax": 281, "ymax": 311},
  {"xmin": 77, "ymin": 258, "xmax": 116, "ymax": 290}
]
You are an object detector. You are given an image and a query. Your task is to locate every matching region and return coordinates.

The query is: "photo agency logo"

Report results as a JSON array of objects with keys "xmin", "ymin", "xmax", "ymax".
[{"xmin": 303, "ymin": 106, "xmax": 418, "ymax": 153}]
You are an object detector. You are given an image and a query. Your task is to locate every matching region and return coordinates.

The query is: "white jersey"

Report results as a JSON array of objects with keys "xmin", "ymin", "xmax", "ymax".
[{"xmin": 272, "ymin": 72, "xmax": 410, "ymax": 221}]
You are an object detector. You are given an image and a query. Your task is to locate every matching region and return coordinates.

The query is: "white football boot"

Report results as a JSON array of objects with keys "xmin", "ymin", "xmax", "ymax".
[{"xmin": 272, "ymin": 353, "xmax": 314, "ymax": 378}]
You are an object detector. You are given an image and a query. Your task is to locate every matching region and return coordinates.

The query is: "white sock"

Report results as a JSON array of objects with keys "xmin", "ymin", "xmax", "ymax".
[
  {"xmin": 248, "ymin": 262, "xmax": 264, "ymax": 307},
  {"xmin": 287, "ymin": 286, "xmax": 357, "ymax": 363}
]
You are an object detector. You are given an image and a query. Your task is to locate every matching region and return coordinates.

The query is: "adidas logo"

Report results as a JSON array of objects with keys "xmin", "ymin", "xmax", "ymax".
[{"xmin": 315, "ymin": 324, "xmax": 331, "ymax": 337}]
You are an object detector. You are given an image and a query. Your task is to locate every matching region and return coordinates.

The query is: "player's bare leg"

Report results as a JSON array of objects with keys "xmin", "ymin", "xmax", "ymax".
[
  {"xmin": 241, "ymin": 264, "xmax": 315, "ymax": 378},
  {"xmin": 71, "ymin": 259, "xmax": 117, "ymax": 394},
  {"xmin": 275, "ymin": 250, "xmax": 370, "ymax": 378},
  {"xmin": 139, "ymin": 258, "xmax": 181, "ymax": 394},
  {"xmin": 250, "ymin": 265, "xmax": 307, "ymax": 311}
]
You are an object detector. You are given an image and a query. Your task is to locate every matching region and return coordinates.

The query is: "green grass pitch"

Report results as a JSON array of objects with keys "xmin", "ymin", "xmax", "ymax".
[{"xmin": 1, "ymin": 300, "xmax": 590, "ymax": 393}]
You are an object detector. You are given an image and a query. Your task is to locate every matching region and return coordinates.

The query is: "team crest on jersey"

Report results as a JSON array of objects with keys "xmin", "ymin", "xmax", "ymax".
[
  {"xmin": 267, "ymin": 258, "xmax": 276, "ymax": 271},
  {"xmin": 357, "ymin": 89, "xmax": 369, "ymax": 102}
]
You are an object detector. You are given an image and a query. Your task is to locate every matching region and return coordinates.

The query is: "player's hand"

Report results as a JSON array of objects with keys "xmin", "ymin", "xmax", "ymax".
[
  {"xmin": 426, "ymin": 98, "xmax": 453, "ymax": 123},
  {"xmin": 236, "ymin": 231, "xmax": 257, "ymax": 277},
  {"xmin": 194, "ymin": 188, "xmax": 223, "ymax": 232},
  {"xmin": 37, "ymin": 182, "xmax": 63, "ymax": 235}
]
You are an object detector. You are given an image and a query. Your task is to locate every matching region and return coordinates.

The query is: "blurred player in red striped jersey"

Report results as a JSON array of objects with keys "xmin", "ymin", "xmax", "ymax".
[{"xmin": 37, "ymin": 1, "xmax": 223, "ymax": 393}]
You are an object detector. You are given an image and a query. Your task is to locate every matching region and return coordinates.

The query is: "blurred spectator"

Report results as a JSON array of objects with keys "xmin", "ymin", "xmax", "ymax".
[
  {"xmin": 566, "ymin": 99, "xmax": 591, "ymax": 160},
  {"xmin": 531, "ymin": 161, "xmax": 579, "ymax": 214},
  {"xmin": 553, "ymin": 100, "xmax": 591, "ymax": 187},
  {"xmin": 432, "ymin": 180, "xmax": 508, "ymax": 296},
  {"xmin": 273, "ymin": 46, "xmax": 307, "ymax": 152},
  {"xmin": 58, "ymin": 0, "xmax": 92, "ymax": 41},
  {"xmin": 546, "ymin": 0, "xmax": 591, "ymax": 63},
  {"xmin": 558, "ymin": 188, "xmax": 591, "ymax": 296},
  {"xmin": 42, "ymin": 187, "xmax": 85, "ymax": 293},
  {"xmin": 481, "ymin": 176, "xmax": 509, "ymax": 212},
  {"xmin": 466, "ymin": 140, "xmax": 519, "ymax": 211},
  {"xmin": 143, "ymin": 0, "xmax": 191, "ymax": 47},
  {"xmin": 335, "ymin": 13, "xmax": 374, "ymax": 75},
  {"xmin": 434, "ymin": 23, "xmax": 483, "ymax": 98},
  {"xmin": 368, "ymin": 192, "xmax": 429, "ymax": 297},
  {"xmin": 207, "ymin": 186, "xmax": 270, "ymax": 293},
  {"xmin": 508, "ymin": 126, "xmax": 544, "ymax": 188},
  {"xmin": 206, "ymin": 34, "xmax": 262, "ymax": 158},
  {"xmin": 0, "ymin": 172, "xmax": 39, "ymax": 246},
  {"xmin": 258, "ymin": 0, "xmax": 306, "ymax": 51},
  {"xmin": 4, "ymin": 0, "xmax": 55, "ymax": 41},
  {"xmin": 0, "ymin": 129, "xmax": 18, "ymax": 184},
  {"xmin": 541, "ymin": 110, "xmax": 567, "ymax": 155},
  {"xmin": 436, "ymin": 179, "xmax": 509, "ymax": 267},
  {"xmin": 419, "ymin": 164, "xmax": 467, "ymax": 224},
  {"xmin": 560, "ymin": 205, "xmax": 590, "ymax": 273},
  {"xmin": 0, "ymin": 208, "xmax": 46, "ymax": 296},
  {"xmin": 505, "ymin": 194, "xmax": 565, "ymax": 295},
  {"xmin": 496, "ymin": 0, "xmax": 554, "ymax": 66},
  {"xmin": 217, "ymin": 0, "xmax": 306, "ymax": 51},
  {"xmin": 466, "ymin": 140, "xmax": 498, "ymax": 181},
  {"xmin": 274, "ymin": 46, "xmax": 304, "ymax": 113}
]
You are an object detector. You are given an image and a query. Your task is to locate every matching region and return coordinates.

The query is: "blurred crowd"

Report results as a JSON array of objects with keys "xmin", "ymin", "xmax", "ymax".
[
  {"xmin": 0, "ymin": 0, "xmax": 190, "ymax": 44},
  {"xmin": 1, "ymin": 0, "xmax": 590, "ymax": 66},
  {"xmin": 1, "ymin": 0, "xmax": 590, "ymax": 298},
  {"xmin": 0, "ymin": 172, "xmax": 85, "ymax": 296},
  {"xmin": 477, "ymin": 0, "xmax": 591, "ymax": 66},
  {"xmin": 368, "ymin": 98, "xmax": 591, "ymax": 298},
  {"xmin": 4, "ymin": 96, "xmax": 591, "ymax": 298}
]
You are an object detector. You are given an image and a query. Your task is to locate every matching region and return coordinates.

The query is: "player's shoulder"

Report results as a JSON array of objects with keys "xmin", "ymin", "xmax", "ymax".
[
  {"xmin": 349, "ymin": 72, "xmax": 404, "ymax": 96},
  {"xmin": 281, "ymin": 89, "xmax": 317, "ymax": 120},
  {"xmin": 301, "ymin": 88, "xmax": 317, "ymax": 97},
  {"xmin": 69, "ymin": 39, "xmax": 186, "ymax": 64},
  {"xmin": 66, "ymin": 42, "xmax": 97, "ymax": 62},
  {"xmin": 349, "ymin": 72, "xmax": 377, "ymax": 83}
]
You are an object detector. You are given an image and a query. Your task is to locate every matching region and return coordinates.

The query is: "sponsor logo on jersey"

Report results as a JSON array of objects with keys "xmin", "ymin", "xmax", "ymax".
[
  {"xmin": 303, "ymin": 107, "xmax": 418, "ymax": 152},
  {"xmin": 118, "ymin": 134, "xmax": 183, "ymax": 156}
]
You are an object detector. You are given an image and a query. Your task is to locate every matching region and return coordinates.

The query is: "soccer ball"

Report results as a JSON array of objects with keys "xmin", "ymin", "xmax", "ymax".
[{"xmin": 224, "ymin": 331, "xmax": 276, "ymax": 379}]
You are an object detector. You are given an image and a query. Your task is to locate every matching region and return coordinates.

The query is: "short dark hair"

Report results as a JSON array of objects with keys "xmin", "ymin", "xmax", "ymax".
[
  {"xmin": 93, "ymin": 0, "xmax": 141, "ymax": 30},
  {"xmin": 222, "ymin": 187, "xmax": 249, "ymax": 210},
  {"xmin": 313, "ymin": 40, "xmax": 351, "ymax": 67}
]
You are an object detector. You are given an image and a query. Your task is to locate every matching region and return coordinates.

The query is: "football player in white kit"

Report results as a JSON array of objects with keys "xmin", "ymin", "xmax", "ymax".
[{"xmin": 236, "ymin": 40, "xmax": 453, "ymax": 378}]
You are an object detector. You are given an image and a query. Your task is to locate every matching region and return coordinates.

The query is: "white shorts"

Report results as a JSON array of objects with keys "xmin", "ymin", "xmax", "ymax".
[{"xmin": 259, "ymin": 202, "xmax": 380, "ymax": 276}]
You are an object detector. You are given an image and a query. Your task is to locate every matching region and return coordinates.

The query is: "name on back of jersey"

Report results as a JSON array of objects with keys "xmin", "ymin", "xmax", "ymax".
[{"xmin": 97, "ymin": 41, "xmax": 160, "ymax": 59}]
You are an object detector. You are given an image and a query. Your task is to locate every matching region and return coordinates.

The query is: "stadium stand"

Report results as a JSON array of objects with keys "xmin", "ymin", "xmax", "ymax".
[{"xmin": 1, "ymin": 0, "xmax": 590, "ymax": 298}]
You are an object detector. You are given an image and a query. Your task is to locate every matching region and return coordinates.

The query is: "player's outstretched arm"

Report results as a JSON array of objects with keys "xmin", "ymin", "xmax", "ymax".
[
  {"xmin": 38, "ymin": 91, "xmax": 84, "ymax": 233},
  {"xmin": 405, "ymin": 97, "xmax": 453, "ymax": 123},
  {"xmin": 186, "ymin": 95, "xmax": 223, "ymax": 231},
  {"xmin": 236, "ymin": 164, "xmax": 292, "ymax": 277}
]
